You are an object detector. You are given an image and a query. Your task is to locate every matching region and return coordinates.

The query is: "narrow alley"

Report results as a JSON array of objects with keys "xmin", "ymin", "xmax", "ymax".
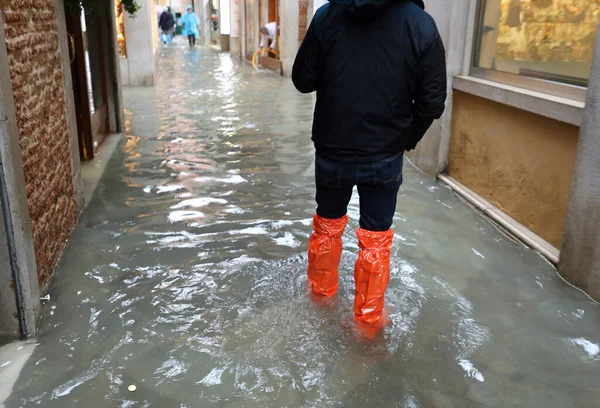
[{"xmin": 3, "ymin": 44, "xmax": 600, "ymax": 407}]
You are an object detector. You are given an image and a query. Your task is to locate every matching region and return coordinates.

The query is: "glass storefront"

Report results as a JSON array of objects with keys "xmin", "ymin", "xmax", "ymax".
[{"xmin": 474, "ymin": 0, "xmax": 599, "ymax": 86}]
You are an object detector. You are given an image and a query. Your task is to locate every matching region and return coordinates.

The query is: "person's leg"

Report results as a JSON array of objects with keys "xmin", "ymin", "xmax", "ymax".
[
  {"xmin": 192, "ymin": 34, "xmax": 196, "ymax": 46},
  {"xmin": 354, "ymin": 154, "xmax": 403, "ymax": 326},
  {"xmin": 267, "ymin": 39, "xmax": 276, "ymax": 57},
  {"xmin": 188, "ymin": 34, "xmax": 193, "ymax": 46},
  {"xmin": 357, "ymin": 185, "xmax": 400, "ymax": 232},
  {"xmin": 308, "ymin": 155, "xmax": 354, "ymax": 297}
]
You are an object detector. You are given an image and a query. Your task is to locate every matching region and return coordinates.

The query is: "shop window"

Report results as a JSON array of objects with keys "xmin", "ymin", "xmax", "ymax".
[
  {"xmin": 115, "ymin": 0, "xmax": 127, "ymax": 57},
  {"xmin": 473, "ymin": 0, "xmax": 599, "ymax": 94}
]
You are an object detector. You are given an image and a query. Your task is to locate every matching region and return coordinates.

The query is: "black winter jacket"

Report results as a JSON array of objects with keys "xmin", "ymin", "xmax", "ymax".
[
  {"xmin": 159, "ymin": 11, "xmax": 175, "ymax": 30},
  {"xmin": 292, "ymin": 0, "xmax": 447, "ymax": 162}
]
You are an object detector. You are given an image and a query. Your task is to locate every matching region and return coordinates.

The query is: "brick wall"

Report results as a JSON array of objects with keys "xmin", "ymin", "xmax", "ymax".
[
  {"xmin": 298, "ymin": 0, "xmax": 308, "ymax": 44},
  {"xmin": 2, "ymin": 0, "xmax": 78, "ymax": 287}
]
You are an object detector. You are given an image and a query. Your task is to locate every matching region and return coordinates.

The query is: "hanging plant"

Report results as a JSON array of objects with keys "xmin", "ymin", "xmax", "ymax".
[
  {"xmin": 65, "ymin": 0, "xmax": 141, "ymax": 17},
  {"xmin": 120, "ymin": 0, "xmax": 141, "ymax": 15}
]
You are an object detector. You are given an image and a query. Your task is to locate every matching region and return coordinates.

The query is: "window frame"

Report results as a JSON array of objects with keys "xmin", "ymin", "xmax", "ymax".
[{"xmin": 469, "ymin": 0, "xmax": 590, "ymax": 103}]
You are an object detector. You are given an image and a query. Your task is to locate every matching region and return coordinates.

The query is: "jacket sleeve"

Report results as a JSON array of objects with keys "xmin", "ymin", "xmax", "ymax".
[
  {"xmin": 407, "ymin": 29, "xmax": 447, "ymax": 151},
  {"xmin": 292, "ymin": 22, "xmax": 321, "ymax": 94}
]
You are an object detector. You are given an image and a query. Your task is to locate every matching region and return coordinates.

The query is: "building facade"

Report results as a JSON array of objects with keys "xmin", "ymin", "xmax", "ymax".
[
  {"xmin": 0, "ymin": 0, "xmax": 124, "ymax": 337},
  {"xmin": 405, "ymin": 0, "xmax": 596, "ymax": 270},
  {"xmin": 358, "ymin": 0, "xmax": 598, "ymax": 298},
  {"xmin": 418, "ymin": 0, "xmax": 592, "ymax": 252}
]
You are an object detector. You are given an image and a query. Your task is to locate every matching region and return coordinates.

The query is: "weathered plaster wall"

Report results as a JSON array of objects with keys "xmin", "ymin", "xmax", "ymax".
[{"xmin": 448, "ymin": 91, "xmax": 579, "ymax": 248}]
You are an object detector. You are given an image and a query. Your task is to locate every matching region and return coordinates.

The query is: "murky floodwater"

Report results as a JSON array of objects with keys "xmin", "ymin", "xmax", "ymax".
[{"xmin": 3, "ymin": 43, "xmax": 600, "ymax": 407}]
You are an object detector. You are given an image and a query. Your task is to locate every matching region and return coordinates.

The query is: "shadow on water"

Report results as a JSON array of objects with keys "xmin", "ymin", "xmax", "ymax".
[{"xmin": 2, "ymin": 42, "xmax": 600, "ymax": 407}]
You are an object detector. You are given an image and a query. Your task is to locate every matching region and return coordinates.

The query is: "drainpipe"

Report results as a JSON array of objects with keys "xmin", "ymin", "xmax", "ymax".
[{"xmin": 0, "ymin": 152, "xmax": 27, "ymax": 337}]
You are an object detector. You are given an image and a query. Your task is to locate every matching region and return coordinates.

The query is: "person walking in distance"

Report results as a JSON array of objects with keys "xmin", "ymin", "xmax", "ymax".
[
  {"xmin": 181, "ymin": 5, "xmax": 200, "ymax": 47},
  {"xmin": 292, "ymin": 0, "xmax": 446, "ymax": 332},
  {"xmin": 159, "ymin": 7, "xmax": 175, "ymax": 44}
]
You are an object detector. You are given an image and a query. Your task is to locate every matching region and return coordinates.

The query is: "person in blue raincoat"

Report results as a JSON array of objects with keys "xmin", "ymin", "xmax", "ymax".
[{"xmin": 181, "ymin": 5, "xmax": 200, "ymax": 47}]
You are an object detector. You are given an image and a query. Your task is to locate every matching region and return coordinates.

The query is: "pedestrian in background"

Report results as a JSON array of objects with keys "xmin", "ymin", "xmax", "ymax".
[
  {"xmin": 159, "ymin": 7, "xmax": 175, "ymax": 44},
  {"xmin": 259, "ymin": 22, "xmax": 278, "ymax": 52},
  {"xmin": 169, "ymin": 6, "xmax": 177, "ymax": 37},
  {"xmin": 293, "ymin": 0, "xmax": 446, "ymax": 335},
  {"xmin": 181, "ymin": 5, "xmax": 200, "ymax": 47}
]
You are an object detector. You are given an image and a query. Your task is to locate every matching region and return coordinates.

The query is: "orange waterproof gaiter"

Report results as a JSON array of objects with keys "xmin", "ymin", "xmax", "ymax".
[
  {"xmin": 354, "ymin": 228, "xmax": 394, "ymax": 326},
  {"xmin": 307, "ymin": 215, "xmax": 348, "ymax": 297}
]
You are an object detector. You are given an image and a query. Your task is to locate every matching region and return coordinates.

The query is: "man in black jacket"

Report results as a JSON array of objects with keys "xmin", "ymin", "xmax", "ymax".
[
  {"xmin": 293, "ymin": 0, "xmax": 446, "ymax": 330},
  {"xmin": 159, "ymin": 8, "xmax": 175, "ymax": 44}
]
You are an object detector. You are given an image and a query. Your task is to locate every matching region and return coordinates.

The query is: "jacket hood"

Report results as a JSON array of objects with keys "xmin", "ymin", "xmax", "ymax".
[{"xmin": 329, "ymin": 0, "xmax": 424, "ymax": 20}]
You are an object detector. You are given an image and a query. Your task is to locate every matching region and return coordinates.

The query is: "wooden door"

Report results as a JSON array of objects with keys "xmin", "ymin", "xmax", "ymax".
[
  {"xmin": 268, "ymin": 0, "xmax": 278, "ymax": 56},
  {"xmin": 268, "ymin": 0, "xmax": 277, "ymax": 25},
  {"xmin": 66, "ymin": 12, "xmax": 93, "ymax": 160},
  {"xmin": 65, "ymin": 9, "xmax": 110, "ymax": 160},
  {"xmin": 83, "ymin": 13, "xmax": 110, "ymax": 151},
  {"xmin": 255, "ymin": 0, "xmax": 280, "ymax": 71}
]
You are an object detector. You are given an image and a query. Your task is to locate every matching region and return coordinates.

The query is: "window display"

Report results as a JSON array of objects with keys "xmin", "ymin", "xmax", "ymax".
[
  {"xmin": 474, "ymin": 0, "xmax": 599, "ymax": 86},
  {"xmin": 115, "ymin": 0, "xmax": 127, "ymax": 57}
]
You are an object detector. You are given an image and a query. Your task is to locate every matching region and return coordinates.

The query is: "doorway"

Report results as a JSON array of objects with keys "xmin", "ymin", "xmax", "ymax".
[
  {"xmin": 245, "ymin": 0, "xmax": 280, "ymax": 71},
  {"xmin": 65, "ymin": 7, "xmax": 111, "ymax": 160},
  {"xmin": 267, "ymin": 0, "xmax": 277, "ymax": 29}
]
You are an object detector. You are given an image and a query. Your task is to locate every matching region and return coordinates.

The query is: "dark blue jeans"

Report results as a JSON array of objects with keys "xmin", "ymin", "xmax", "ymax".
[{"xmin": 315, "ymin": 153, "xmax": 404, "ymax": 231}]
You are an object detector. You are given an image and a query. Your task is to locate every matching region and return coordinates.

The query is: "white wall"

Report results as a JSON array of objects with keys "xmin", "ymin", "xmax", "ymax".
[
  {"xmin": 260, "ymin": 0, "xmax": 268, "ymax": 26},
  {"xmin": 230, "ymin": 0, "xmax": 240, "ymax": 37},
  {"xmin": 171, "ymin": 0, "xmax": 186, "ymax": 13},
  {"xmin": 122, "ymin": 0, "xmax": 157, "ymax": 85},
  {"xmin": 202, "ymin": 0, "xmax": 211, "ymax": 45},
  {"xmin": 229, "ymin": 0, "xmax": 241, "ymax": 56},
  {"xmin": 279, "ymin": 0, "xmax": 299, "ymax": 75},
  {"xmin": 406, "ymin": 0, "xmax": 473, "ymax": 175},
  {"xmin": 313, "ymin": 0, "xmax": 327, "ymax": 15},
  {"xmin": 424, "ymin": 0, "xmax": 452, "ymax": 49},
  {"xmin": 221, "ymin": 0, "xmax": 231, "ymax": 34}
]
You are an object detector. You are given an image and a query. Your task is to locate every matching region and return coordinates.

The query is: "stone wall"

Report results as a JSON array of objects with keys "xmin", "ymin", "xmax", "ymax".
[
  {"xmin": 298, "ymin": 0, "xmax": 308, "ymax": 44},
  {"xmin": 2, "ymin": 0, "xmax": 78, "ymax": 287}
]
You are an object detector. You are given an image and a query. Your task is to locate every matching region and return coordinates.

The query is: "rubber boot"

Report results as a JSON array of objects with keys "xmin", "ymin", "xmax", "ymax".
[
  {"xmin": 354, "ymin": 228, "xmax": 394, "ymax": 326},
  {"xmin": 307, "ymin": 214, "xmax": 348, "ymax": 297}
]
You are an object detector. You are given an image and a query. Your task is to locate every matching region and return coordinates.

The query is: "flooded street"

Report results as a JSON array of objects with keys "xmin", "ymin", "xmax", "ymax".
[{"xmin": 3, "ymin": 44, "xmax": 600, "ymax": 407}]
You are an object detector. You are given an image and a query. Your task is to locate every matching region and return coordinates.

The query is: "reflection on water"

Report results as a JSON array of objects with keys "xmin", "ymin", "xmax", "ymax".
[{"xmin": 3, "ymin": 44, "xmax": 600, "ymax": 407}]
